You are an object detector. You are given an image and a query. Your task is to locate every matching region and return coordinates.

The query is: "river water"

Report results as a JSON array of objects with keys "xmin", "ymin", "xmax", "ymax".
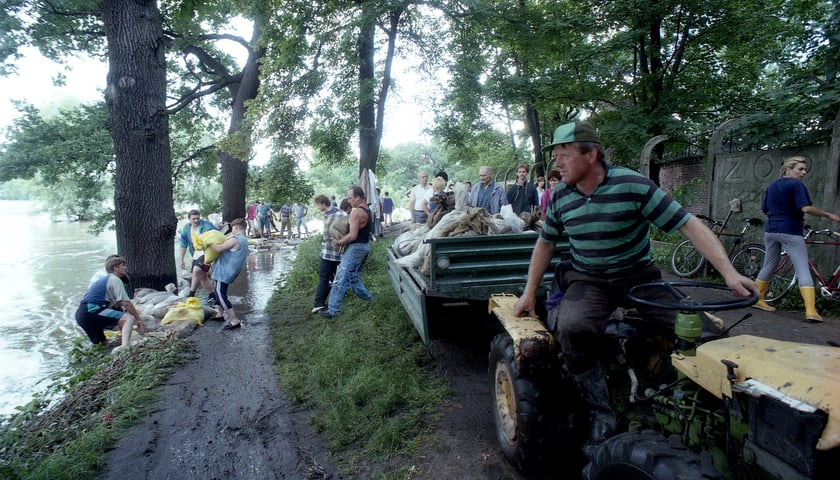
[{"xmin": 0, "ymin": 200, "xmax": 295, "ymax": 416}]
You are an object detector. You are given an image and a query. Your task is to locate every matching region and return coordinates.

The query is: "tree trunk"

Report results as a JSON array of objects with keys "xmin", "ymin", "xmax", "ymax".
[
  {"xmin": 358, "ymin": 16, "xmax": 377, "ymax": 177},
  {"xmin": 524, "ymin": 102, "xmax": 543, "ymax": 175},
  {"xmin": 101, "ymin": 0, "xmax": 177, "ymax": 290},
  {"xmin": 357, "ymin": 7, "xmax": 402, "ymax": 177},
  {"xmin": 220, "ymin": 16, "xmax": 266, "ymax": 222}
]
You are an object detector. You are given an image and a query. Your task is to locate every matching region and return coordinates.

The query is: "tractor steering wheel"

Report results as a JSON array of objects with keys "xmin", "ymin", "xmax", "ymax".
[{"xmin": 626, "ymin": 281, "xmax": 757, "ymax": 311}]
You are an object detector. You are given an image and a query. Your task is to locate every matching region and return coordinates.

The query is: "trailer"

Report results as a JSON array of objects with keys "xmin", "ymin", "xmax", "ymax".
[{"xmin": 386, "ymin": 231, "xmax": 569, "ymax": 344}]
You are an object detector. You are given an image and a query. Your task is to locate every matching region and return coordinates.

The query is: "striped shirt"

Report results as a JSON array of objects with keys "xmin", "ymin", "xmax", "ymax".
[{"xmin": 541, "ymin": 165, "xmax": 690, "ymax": 274}]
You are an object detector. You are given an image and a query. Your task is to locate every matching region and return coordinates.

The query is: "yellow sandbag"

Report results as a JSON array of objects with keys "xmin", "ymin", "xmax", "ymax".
[
  {"xmin": 161, "ymin": 297, "xmax": 206, "ymax": 327},
  {"xmin": 192, "ymin": 230, "xmax": 228, "ymax": 264},
  {"xmin": 104, "ymin": 327, "xmax": 138, "ymax": 339}
]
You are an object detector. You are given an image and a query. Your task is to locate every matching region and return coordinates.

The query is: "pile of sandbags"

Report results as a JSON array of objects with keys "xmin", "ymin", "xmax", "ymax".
[
  {"xmin": 132, "ymin": 283, "xmax": 217, "ymax": 337},
  {"xmin": 391, "ymin": 180, "xmax": 543, "ymax": 275}
]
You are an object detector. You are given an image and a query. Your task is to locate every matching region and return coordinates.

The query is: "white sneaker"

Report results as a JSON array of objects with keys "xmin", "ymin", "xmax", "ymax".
[{"xmin": 311, "ymin": 306, "xmax": 325, "ymax": 314}]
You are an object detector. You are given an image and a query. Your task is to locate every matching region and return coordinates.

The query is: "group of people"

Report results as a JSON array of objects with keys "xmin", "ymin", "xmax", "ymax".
[
  {"xmin": 246, "ymin": 199, "xmax": 310, "ymax": 240},
  {"xmin": 76, "ymin": 212, "xmax": 252, "ymax": 350},
  {"xmin": 403, "ymin": 120, "xmax": 837, "ymax": 457},
  {"xmin": 175, "ymin": 210, "xmax": 251, "ymax": 331},
  {"xmin": 74, "ymin": 118, "xmax": 835, "ymax": 460},
  {"xmin": 405, "ymin": 162, "xmax": 560, "ymax": 225}
]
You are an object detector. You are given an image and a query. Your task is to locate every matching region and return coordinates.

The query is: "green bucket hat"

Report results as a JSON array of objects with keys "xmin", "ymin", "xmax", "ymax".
[{"xmin": 542, "ymin": 121, "xmax": 601, "ymax": 152}]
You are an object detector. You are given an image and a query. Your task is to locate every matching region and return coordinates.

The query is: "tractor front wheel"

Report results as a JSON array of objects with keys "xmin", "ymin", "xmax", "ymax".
[
  {"xmin": 584, "ymin": 430, "xmax": 722, "ymax": 480},
  {"xmin": 489, "ymin": 333, "xmax": 551, "ymax": 471}
]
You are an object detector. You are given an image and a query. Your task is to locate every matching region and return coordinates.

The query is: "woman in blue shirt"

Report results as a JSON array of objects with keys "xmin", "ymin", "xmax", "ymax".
[{"xmin": 754, "ymin": 156, "xmax": 840, "ymax": 320}]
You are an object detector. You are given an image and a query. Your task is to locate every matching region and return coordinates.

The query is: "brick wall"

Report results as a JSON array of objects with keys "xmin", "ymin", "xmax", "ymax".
[{"xmin": 660, "ymin": 156, "xmax": 708, "ymax": 215}]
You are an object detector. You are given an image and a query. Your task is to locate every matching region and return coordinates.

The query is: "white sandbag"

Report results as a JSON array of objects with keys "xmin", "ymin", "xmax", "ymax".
[
  {"xmin": 395, "ymin": 211, "xmax": 466, "ymax": 269},
  {"xmin": 393, "ymin": 226, "xmax": 428, "ymax": 256},
  {"xmin": 452, "ymin": 183, "xmax": 469, "ymax": 212}
]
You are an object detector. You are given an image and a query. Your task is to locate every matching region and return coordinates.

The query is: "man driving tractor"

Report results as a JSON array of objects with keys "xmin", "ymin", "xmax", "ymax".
[{"xmin": 513, "ymin": 120, "xmax": 757, "ymax": 455}]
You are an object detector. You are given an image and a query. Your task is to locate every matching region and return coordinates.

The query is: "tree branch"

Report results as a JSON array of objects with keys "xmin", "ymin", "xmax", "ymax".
[{"xmin": 173, "ymin": 145, "xmax": 218, "ymax": 177}]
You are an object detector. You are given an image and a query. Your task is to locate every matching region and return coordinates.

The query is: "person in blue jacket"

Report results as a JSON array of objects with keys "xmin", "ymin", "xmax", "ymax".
[
  {"xmin": 178, "ymin": 209, "xmax": 218, "ymax": 302},
  {"xmin": 75, "ymin": 255, "xmax": 145, "ymax": 352},
  {"xmin": 753, "ymin": 156, "xmax": 840, "ymax": 320},
  {"xmin": 208, "ymin": 218, "xmax": 250, "ymax": 330},
  {"xmin": 468, "ymin": 165, "xmax": 508, "ymax": 214}
]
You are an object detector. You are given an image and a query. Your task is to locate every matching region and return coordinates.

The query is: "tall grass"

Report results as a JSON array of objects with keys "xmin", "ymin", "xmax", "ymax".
[{"xmin": 267, "ymin": 237, "xmax": 450, "ymax": 478}]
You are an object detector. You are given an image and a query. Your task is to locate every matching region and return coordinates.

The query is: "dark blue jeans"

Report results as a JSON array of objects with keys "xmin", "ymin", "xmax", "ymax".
[{"xmin": 314, "ymin": 257, "xmax": 340, "ymax": 308}]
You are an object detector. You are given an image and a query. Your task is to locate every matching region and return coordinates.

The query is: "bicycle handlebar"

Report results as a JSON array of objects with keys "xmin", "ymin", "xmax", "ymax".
[{"xmin": 803, "ymin": 225, "xmax": 840, "ymax": 240}]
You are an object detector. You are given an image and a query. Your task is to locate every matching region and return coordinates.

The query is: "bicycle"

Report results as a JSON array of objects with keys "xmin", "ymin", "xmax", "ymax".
[
  {"xmin": 764, "ymin": 226, "xmax": 840, "ymax": 303},
  {"xmin": 670, "ymin": 214, "xmax": 765, "ymax": 279}
]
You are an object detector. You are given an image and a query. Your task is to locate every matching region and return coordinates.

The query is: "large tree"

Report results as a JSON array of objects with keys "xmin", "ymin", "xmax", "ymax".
[
  {"xmin": 258, "ymin": 1, "xmax": 440, "ymax": 178},
  {"xmin": 2, "ymin": 1, "xmax": 271, "ymax": 287},
  {"xmin": 439, "ymin": 0, "xmax": 826, "ymax": 176},
  {"xmin": 101, "ymin": 0, "xmax": 177, "ymax": 289}
]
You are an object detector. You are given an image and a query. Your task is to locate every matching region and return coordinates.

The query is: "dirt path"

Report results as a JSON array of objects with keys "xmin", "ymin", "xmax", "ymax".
[
  {"xmin": 99, "ymin": 250, "xmax": 840, "ymax": 480},
  {"xmin": 99, "ymin": 268, "xmax": 337, "ymax": 480}
]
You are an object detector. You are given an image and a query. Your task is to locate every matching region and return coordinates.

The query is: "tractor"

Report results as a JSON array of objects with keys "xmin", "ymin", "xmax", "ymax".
[{"xmin": 488, "ymin": 280, "xmax": 840, "ymax": 479}]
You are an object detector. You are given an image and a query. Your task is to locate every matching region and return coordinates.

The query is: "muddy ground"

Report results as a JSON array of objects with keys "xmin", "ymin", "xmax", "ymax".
[{"xmin": 100, "ymin": 253, "xmax": 840, "ymax": 480}]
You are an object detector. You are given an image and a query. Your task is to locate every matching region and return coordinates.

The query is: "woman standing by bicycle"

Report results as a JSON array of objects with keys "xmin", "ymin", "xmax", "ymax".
[{"xmin": 753, "ymin": 156, "xmax": 840, "ymax": 320}]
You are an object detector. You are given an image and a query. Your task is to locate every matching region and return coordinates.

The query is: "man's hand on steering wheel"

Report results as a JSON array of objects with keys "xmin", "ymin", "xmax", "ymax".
[{"xmin": 723, "ymin": 272, "xmax": 758, "ymax": 298}]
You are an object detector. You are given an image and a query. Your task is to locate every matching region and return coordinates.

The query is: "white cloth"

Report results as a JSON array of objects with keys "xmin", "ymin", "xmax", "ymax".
[{"xmin": 412, "ymin": 184, "xmax": 433, "ymax": 211}]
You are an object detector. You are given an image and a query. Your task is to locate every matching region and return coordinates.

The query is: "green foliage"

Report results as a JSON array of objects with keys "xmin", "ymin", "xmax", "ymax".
[
  {"xmin": 0, "ymin": 178, "xmax": 38, "ymax": 200},
  {"xmin": 0, "ymin": 102, "xmax": 113, "ymax": 183},
  {"xmin": 268, "ymin": 238, "xmax": 450, "ymax": 475},
  {"xmin": 0, "ymin": 100, "xmax": 224, "ymax": 221},
  {"xmin": 252, "ymin": 151, "xmax": 314, "ymax": 206},
  {"xmin": 438, "ymin": 0, "xmax": 839, "ymax": 167}
]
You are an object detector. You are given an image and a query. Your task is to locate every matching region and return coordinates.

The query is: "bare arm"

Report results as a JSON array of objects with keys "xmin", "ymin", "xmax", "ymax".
[
  {"xmin": 678, "ymin": 216, "xmax": 756, "ymax": 296},
  {"xmin": 802, "ymin": 205, "xmax": 840, "ymax": 223},
  {"xmin": 513, "ymin": 239, "xmax": 556, "ymax": 317},
  {"xmin": 179, "ymin": 247, "xmax": 187, "ymax": 268},
  {"xmin": 209, "ymin": 236, "xmax": 239, "ymax": 253}
]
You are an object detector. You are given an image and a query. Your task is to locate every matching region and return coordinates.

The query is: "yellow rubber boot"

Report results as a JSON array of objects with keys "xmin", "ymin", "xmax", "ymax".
[
  {"xmin": 752, "ymin": 280, "xmax": 776, "ymax": 312},
  {"xmin": 800, "ymin": 286, "xmax": 823, "ymax": 322}
]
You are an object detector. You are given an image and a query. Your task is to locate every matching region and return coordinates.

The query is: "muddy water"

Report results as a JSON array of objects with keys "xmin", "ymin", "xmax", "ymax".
[{"xmin": 0, "ymin": 200, "xmax": 294, "ymax": 415}]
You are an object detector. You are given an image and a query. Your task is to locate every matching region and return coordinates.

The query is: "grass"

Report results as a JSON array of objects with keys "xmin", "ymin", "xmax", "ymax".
[
  {"xmin": 0, "ymin": 333, "xmax": 190, "ymax": 480},
  {"xmin": 267, "ymin": 236, "xmax": 451, "ymax": 479}
]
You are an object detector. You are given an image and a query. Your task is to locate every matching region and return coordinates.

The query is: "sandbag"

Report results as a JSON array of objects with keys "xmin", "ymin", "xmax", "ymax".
[
  {"xmin": 161, "ymin": 297, "xmax": 205, "ymax": 327},
  {"xmin": 191, "ymin": 230, "xmax": 228, "ymax": 263},
  {"xmin": 329, "ymin": 215, "xmax": 350, "ymax": 241}
]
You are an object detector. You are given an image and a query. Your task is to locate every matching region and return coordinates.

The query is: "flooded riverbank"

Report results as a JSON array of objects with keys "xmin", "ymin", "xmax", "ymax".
[{"xmin": 0, "ymin": 200, "xmax": 295, "ymax": 415}]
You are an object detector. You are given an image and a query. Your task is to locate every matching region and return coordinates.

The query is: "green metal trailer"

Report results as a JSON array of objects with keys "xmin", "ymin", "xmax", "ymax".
[{"xmin": 386, "ymin": 232, "xmax": 569, "ymax": 344}]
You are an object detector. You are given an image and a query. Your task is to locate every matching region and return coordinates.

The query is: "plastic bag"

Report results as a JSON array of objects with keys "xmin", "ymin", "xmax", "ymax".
[
  {"xmin": 500, "ymin": 204, "xmax": 525, "ymax": 232},
  {"xmin": 161, "ymin": 297, "xmax": 206, "ymax": 327},
  {"xmin": 192, "ymin": 230, "xmax": 228, "ymax": 263}
]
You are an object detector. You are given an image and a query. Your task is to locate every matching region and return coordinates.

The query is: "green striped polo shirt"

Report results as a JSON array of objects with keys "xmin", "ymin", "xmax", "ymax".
[{"xmin": 541, "ymin": 165, "xmax": 690, "ymax": 274}]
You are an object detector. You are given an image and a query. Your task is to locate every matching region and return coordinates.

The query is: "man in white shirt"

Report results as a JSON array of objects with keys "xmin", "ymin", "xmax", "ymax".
[{"xmin": 408, "ymin": 171, "xmax": 433, "ymax": 224}]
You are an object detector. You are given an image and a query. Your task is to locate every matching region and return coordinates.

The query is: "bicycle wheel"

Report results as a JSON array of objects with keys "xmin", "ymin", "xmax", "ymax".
[
  {"xmin": 765, "ymin": 255, "xmax": 797, "ymax": 303},
  {"xmin": 670, "ymin": 239, "xmax": 705, "ymax": 278},
  {"xmin": 730, "ymin": 243, "xmax": 765, "ymax": 280}
]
